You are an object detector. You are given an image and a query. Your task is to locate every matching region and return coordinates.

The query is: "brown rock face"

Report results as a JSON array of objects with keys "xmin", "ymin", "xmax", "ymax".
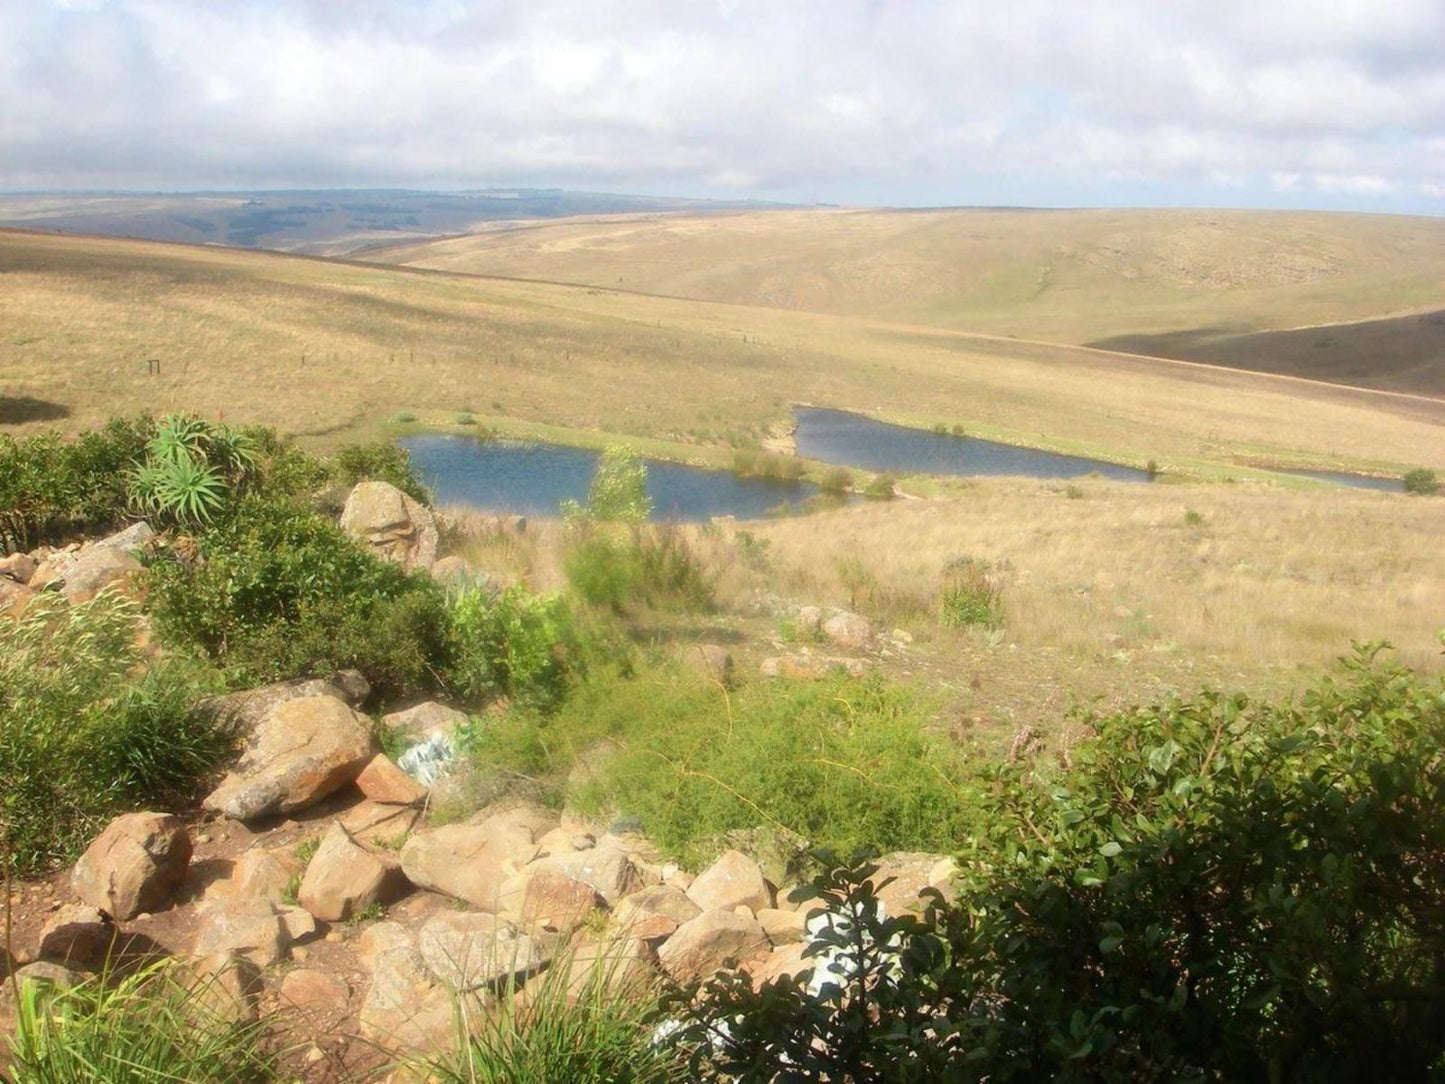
[
  {"xmin": 417, "ymin": 911, "xmax": 551, "ymax": 992},
  {"xmin": 193, "ymin": 897, "xmax": 288, "ymax": 968},
  {"xmin": 203, "ymin": 696, "xmax": 375, "ymax": 821},
  {"xmin": 360, "ymin": 944, "xmax": 458, "ymax": 1056},
  {"xmin": 354, "ymin": 753, "xmax": 428, "ymax": 806},
  {"xmin": 657, "ymin": 909, "xmax": 770, "ymax": 985},
  {"xmin": 38, "ymin": 905, "xmax": 111, "ymax": 966},
  {"xmin": 500, "ymin": 870, "xmax": 605, "ymax": 934},
  {"xmin": 280, "ymin": 968, "xmax": 350, "ymax": 1015},
  {"xmin": 340, "ymin": 481, "xmax": 438, "ymax": 572},
  {"xmin": 32, "ymin": 545, "xmax": 142, "ymax": 601},
  {"xmin": 399, "ymin": 805, "xmax": 553, "ymax": 910},
  {"xmin": 613, "ymin": 885, "xmax": 702, "ymax": 941},
  {"xmin": 298, "ymin": 822, "xmax": 403, "ymax": 923},
  {"xmin": 686, "ymin": 850, "xmax": 771, "ymax": 913},
  {"xmin": 71, "ymin": 812, "xmax": 191, "ymax": 921},
  {"xmin": 822, "ymin": 610, "xmax": 873, "ymax": 650},
  {"xmin": 228, "ymin": 848, "xmax": 305, "ymax": 904},
  {"xmin": 0, "ymin": 553, "xmax": 37, "ymax": 584},
  {"xmin": 523, "ymin": 842, "xmax": 639, "ymax": 906},
  {"xmin": 186, "ymin": 953, "xmax": 265, "ymax": 1027},
  {"xmin": 198, "ymin": 674, "xmax": 369, "ymax": 737}
]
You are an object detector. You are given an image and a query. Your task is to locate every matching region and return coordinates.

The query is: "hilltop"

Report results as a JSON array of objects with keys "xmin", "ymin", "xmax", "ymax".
[{"xmin": 371, "ymin": 207, "xmax": 1445, "ymax": 396}]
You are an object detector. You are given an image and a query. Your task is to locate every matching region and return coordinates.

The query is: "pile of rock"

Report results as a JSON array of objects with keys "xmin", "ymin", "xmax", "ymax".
[{"xmin": 0, "ymin": 520, "xmax": 154, "ymax": 614}]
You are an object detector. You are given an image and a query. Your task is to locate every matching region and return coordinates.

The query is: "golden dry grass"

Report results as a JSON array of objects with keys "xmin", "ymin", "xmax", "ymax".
[
  {"xmin": 373, "ymin": 207, "xmax": 1445, "ymax": 351},
  {"xmin": 4, "ymin": 228, "xmax": 1442, "ymax": 478},
  {"xmin": 727, "ymin": 479, "xmax": 1445, "ymax": 674}
]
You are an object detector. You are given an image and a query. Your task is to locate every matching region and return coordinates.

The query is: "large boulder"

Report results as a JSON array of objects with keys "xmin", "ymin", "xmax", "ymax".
[
  {"xmin": 520, "ymin": 841, "xmax": 640, "ymax": 907},
  {"xmin": 298, "ymin": 822, "xmax": 404, "ymax": 923},
  {"xmin": 0, "ymin": 552, "xmax": 37, "ymax": 584},
  {"xmin": 499, "ymin": 870, "xmax": 605, "ymax": 934},
  {"xmin": 51, "ymin": 546, "xmax": 142, "ymax": 601},
  {"xmin": 657, "ymin": 909, "xmax": 769, "ymax": 985},
  {"xmin": 198, "ymin": 673, "xmax": 369, "ymax": 736},
  {"xmin": 227, "ymin": 847, "xmax": 305, "ymax": 904},
  {"xmin": 340, "ymin": 481, "xmax": 437, "ymax": 572},
  {"xmin": 399, "ymin": 804, "xmax": 553, "ymax": 911},
  {"xmin": 822, "ymin": 611, "xmax": 873, "ymax": 651},
  {"xmin": 417, "ymin": 911, "xmax": 551, "ymax": 991},
  {"xmin": 203, "ymin": 696, "xmax": 375, "ymax": 821},
  {"xmin": 686, "ymin": 850, "xmax": 770, "ymax": 914},
  {"xmin": 71, "ymin": 812, "xmax": 191, "ymax": 921},
  {"xmin": 192, "ymin": 897, "xmax": 288, "ymax": 968},
  {"xmin": 612, "ymin": 885, "xmax": 701, "ymax": 941},
  {"xmin": 360, "ymin": 944, "xmax": 457, "ymax": 1056},
  {"xmin": 354, "ymin": 753, "xmax": 427, "ymax": 806}
]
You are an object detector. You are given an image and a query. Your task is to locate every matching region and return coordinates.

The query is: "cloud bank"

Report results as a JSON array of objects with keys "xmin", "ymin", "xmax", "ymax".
[{"xmin": 2, "ymin": 0, "xmax": 1442, "ymax": 211}]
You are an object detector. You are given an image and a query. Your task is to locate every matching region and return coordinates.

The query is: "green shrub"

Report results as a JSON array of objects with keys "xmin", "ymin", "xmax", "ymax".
[
  {"xmin": 127, "ymin": 414, "xmax": 264, "ymax": 527},
  {"xmin": 863, "ymin": 474, "xmax": 896, "ymax": 500},
  {"xmin": 818, "ymin": 467, "xmax": 853, "ymax": 494},
  {"xmin": 732, "ymin": 448, "xmax": 759, "ymax": 476},
  {"xmin": 951, "ymin": 423, "xmax": 967, "ymax": 437},
  {"xmin": 449, "ymin": 584, "xmax": 584, "ymax": 709},
  {"xmin": 329, "ymin": 440, "xmax": 430, "ymax": 504},
  {"xmin": 1183, "ymin": 508, "xmax": 1204, "ymax": 526},
  {"xmin": 393, "ymin": 410, "xmax": 418, "ymax": 423},
  {"xmin": 563, "ymin": 445, "xmax": 652, "ymax": 525},
  {"xmin": 565, "ymin": 526, "xmax": 714, "ymax": 615},
  {"xmin": 145, "ymin": 493, "xmax": 450, "ymax": 695},
  {"xmin": 456, "ymin": 412, "xmax": 477, "ymax": 426},
  {"xmin": 1403, "ymin": 468, "xmax": 1440, "ymax": 495},
  {"xmin": 679, "ymin": 648, "xmax": 1445, "ymax": 1081},
  {"xmin": 0, "ymin": 589, "xmax": 229, "ymax": 872},
  {"xmin": 939, "ymin": 557, "xmax": 1003, "ymax": 629},
  {"xmin": 9, "ymin": 960, "xmax": 275, "ymax": 1083},
  {"xmin": 473, "ymin": 668, "xmax": 979, "ymax": 868},
  {"xmin": 0, "ymin": 416, "xmax": 154, "ymax": 554},
  {"xmin": 755, "ymin": 452, "xmax": 805, "ymax": 482},
  {"xmin": 416, "ymin": 941, "xmax": 682, "ymax": 1084}
]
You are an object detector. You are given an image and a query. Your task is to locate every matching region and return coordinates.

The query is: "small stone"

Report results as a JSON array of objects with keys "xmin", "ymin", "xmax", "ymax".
[{"xmin": 355, "ymin": 753, "xmax": 428, "ymax": 806}]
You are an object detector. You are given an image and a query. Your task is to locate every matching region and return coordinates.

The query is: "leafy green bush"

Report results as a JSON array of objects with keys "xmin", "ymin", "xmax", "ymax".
[
  {"xmin": 329, "ymin": 440, "xmax": 430, "ymax": 504},
  {"xmin": 0, "ymin": 589, "xmax": 229, "ymax": 872},
  {"xmin": 472, "ymin": 668, "xmax": 978, "ymax": 868},
  {"xmin": 677, "ymin": 649, "xmax": 1445, "ymax": 1081},
  {"xmin": 818, "ymin": 467, "xmax": 853, "ymax": 494},
  {"xmin": 1403, "ymin": 468, "xmax": 1440, "ymax": 495},
  {"xmin": 0, "ymin": 416, "xmax": 153, "ymax": 554},
  {"xmin": 449, "ymin": 583, "xmax": 584, "ymax": 709},
  {"xmin": 939, "ymin": 557, "xmax": 1003, "ymax": 629},
  {"xmin": 9, "ymin": 960, "xmax": 275, "ymax": 1083},
  {"xmin": 565, "ymin": 526, "xmax": 714, "ymax": 615},
  {"xmin": 563, "ymin": 445, "xmax": 652, "ymax": 525},
  {"xmin": 146, "ymin": 493, "xmax": 451, "ymax": 695},
  {"xmin": 863, "ymin": 474, "xmax": 896, "ymax": 500}
]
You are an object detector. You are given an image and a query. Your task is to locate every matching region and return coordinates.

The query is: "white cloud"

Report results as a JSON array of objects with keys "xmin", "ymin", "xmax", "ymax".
[{"xmin": 0, "ymin": 0, "xmax": 1441, "ymax": 212}]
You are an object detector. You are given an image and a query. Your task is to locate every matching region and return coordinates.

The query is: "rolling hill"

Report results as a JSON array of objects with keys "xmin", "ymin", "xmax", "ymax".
[
  {"xmin": 3, "ymin": 227, "xmax": 1443, "ymax": 475},
  {"xmin": 370, "ymin": 207, "xmax": 1445, "ymax": 396}
]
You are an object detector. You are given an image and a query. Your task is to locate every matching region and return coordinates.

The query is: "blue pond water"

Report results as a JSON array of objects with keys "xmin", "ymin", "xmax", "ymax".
[
  {"xmin": 401, "ymin": 435, "xmax": 820, "ymax": 521},
  {"xmin": 792, "ymin": 407, "xmax": 1151, "ymax": 482},
  {"xmin": 1276, "ymin": 468, "xmax": 1405, "ymax": 493}
]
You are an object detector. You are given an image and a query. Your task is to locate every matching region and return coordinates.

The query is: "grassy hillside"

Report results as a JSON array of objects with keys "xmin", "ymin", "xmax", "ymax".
[
  {"xmin": 3, "ymin": 227, "xmax": 1444, "ymax": 475},
  {"xmin": 372, "ymin": 207, "xmax": 1445, "ymax": 393}
]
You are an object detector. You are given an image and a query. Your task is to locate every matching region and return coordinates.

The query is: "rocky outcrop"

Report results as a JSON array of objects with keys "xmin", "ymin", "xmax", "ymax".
[
  {"xmin": 382, "ymin": 702, "xmax": 467, "ymax": 744},
  {"xmin": 298, "ymin": 823, "xmax": 404, "ymax": 922},
  {"xmin": 340, "ymin": 481, "xmax": 437, "ymax": 572},
  {"xmin": 71, "ymin": 812, "xmax": 191, "ymax": 921},
  {"xmin": 657, "ymin": 909, "xmax": 769, "ymax": 985},
  {"xmin": 686, "ymin": 850, "xmax": 771, "ymax": 913},
  {"xmin": 871, "ymin": 852, "xmax": 958, "ymax": 915},
  {"xmin": 399, "ymin": 804, "xmax": 553, "ymax": 911},
  {"xmin": 203, "ymin": 696, "xmax": 375, "ymax": 821},
  {"xmin": 360, "ymin": 942, "xmax": 457, "ymax": 1056},
  {"xmin": 520, "ymin": 840, "xmax": 639, "ymax": 907}
]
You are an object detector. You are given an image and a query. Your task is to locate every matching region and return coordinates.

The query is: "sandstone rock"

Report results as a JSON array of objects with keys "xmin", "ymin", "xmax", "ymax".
[
  {"xmin": 340, "ymin": 800, "xmax": 422, "ymax": 841},
  {"xmin": 536, "ymin": 827, "xmax": 596, "ymax": 856},
  {"xmin": 280, "ymin": 968, "xmax": 350, "ymax": 1015},
  {"xmin": 358, "ymin": 921, "xmax": 414, "ymax": 970},
  {"xmin": 524, "ymin": 842, "xmax": 639, "ymax": 907},
  {"xmin": 198, "ymin": 674, "xmax": 369, "ymax": 737},
  {"xmin": 613, "ymin": 885, "xmax": 701, "ymax": 941},
  {"xmin": 298, "ymin": 822, "xmax": 403, "ymax": 922},
  {"xmin": 658, "ymin": 909, "xmax": 769, "ymax": 985},
  {"xmin": 95, "ymin": 522, "xmax": 155, "ymax": 553},
  {"xmin": 11, "ymin": 961, "xmax": 83, "ymax": 990},
  {"xmin": 53, "ymin": 546, "xmax": 141, "ymax": 601},
  {"xmin": 680, "ymin": 643, "xmax": 735, "ymax": 687},
  {"xmin": 203, "ymin": 696, "xmax": 375, "ymax": 821},
  {"xmin": 228, "ymin": 848, "xmax": 304, "ymax": 904},
  {"xmin": 382, "ymin": 701, "xmax": 467, "ymax": 744},
  {"xmin": 557, "ymin": 936, "xmax": 655, "ymax": 1002},
  {"xmin": 72, "ymin": 812, "xmax": 191, "ymax": 921},
  {"xmin": 822, "ymin": 611, "xmax": 872, "ymax": 650},
  {"xmin": 500, "ymin": 870, "xmax": 604, "ymax": 934},
  {"xmin": 193, "ymin": 897, "xmax": 287, "ymax": 968},
  {"xmin": 745, "ymin": 941, "xmax": 813, "ymax": 991},
  {"xmin": 399, "ymin": 805, "xmax": 552, "ymax": 910},
  {"xmin": 0, "ymin": 576, "xmax": 34, "ymax": 616},
  {"xmin": 417, "ymin": 911, "xmax": 550, "ymax": 991},
  {"xmin": 0, "ymin": 552, "xmax": 37, "ymax": 584},
  {"xmin": 795, "ymin": 606, "xmax": 824, "ymax": 638},
  {"xmin": 340, "ymin": 481, "xmax": 438, "ymax": 572},
  {"xmin": 871, "ymin": 852, "xmax": 958, "ymax": 916},
  {"xmin": 429, "ymin": 555, "xmax": 476, "ymax": 589},
  {"xmin": 360, "ymin": 945, "xmax": 457, "ymax": 1056},
  {"xmin": 757, "ymin": 907, "xmax": 808, "ymax": 944},
  {"xmin": 186, "ymin": 953, "xmax": 263, "ymax": 1027},
  {"xmin": 277, "ymin": 905, "xmax": 319, "ymax": 944},
  {"xmin": 355, "ymin": 753, "xmax": 428, "ymax": 806},
  {"xmin": 38, "ymin": 905, "xmax": 110, "ymax": 965},
  {"xmin": 686, "ymin": 850, "xmax": 771, "ymax": 913}
]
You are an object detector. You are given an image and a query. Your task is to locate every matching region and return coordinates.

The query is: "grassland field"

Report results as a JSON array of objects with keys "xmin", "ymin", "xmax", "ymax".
[{"xmin": 3, "ymin": 218, "xmax": 1443, "ymax": 737}]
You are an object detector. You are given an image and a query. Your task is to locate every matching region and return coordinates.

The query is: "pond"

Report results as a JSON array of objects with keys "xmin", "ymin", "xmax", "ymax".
[
  {"xmin": 401, "ymin": 435, "xmax": 822, "ymax": 521},
  {"xmin": 1274, "ymin": 468, "xmax": 1405, "ymax": 493},
  {"xmin": 792, "ymin": 407, "xmax": 1151, "ymax": 482}
]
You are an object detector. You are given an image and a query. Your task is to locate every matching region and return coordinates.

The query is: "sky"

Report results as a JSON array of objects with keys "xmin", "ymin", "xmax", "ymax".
[{"xmin": 2, "ymin": 0, "xmax": 1443, "ymax": 214}]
